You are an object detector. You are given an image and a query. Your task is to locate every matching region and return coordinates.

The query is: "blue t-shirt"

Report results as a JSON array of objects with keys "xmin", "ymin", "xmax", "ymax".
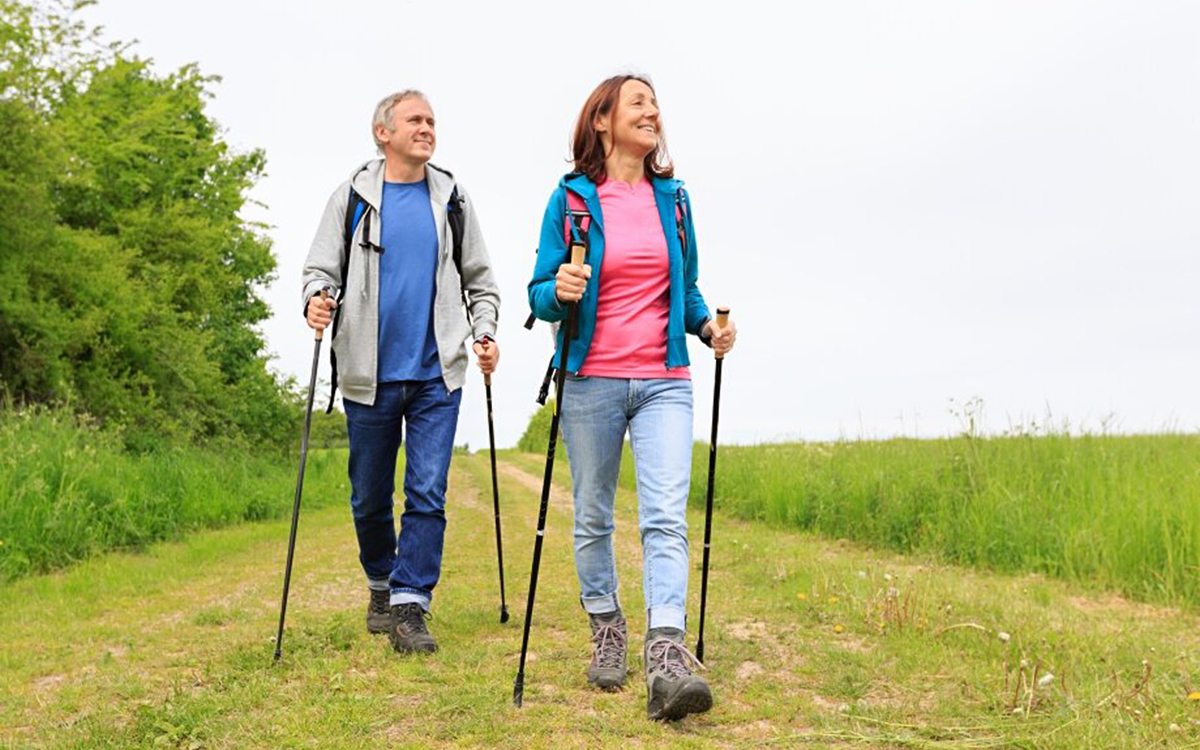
[{"xmin": 377, "ymin": 179, "xmax": 441, "ymax": 382}]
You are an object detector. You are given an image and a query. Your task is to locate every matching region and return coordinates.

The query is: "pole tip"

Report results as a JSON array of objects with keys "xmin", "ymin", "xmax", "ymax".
[
  {"xmin": 695, "ymin": 642, "xmax": 705, "ymax": 663},
  {"xmin": 513, "ymin": 675, "xmax": 525, "ymax": 707},
  {"xmin": 500, "ymin": 606, "xmax": 510, "ymax": 624}
]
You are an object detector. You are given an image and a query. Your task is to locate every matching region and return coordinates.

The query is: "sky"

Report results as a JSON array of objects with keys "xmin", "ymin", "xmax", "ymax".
[{"xmin": 78, "ymin": 0, "xmax": 1200, "ymax": 450}]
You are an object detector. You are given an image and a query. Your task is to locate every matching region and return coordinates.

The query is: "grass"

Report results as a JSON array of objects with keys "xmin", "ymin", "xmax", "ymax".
[
  {"xmin": 518, "ymin": 400, "xmax": 1200, "ymax": 607},
  {"xmin": 0, "ymin": 408, "xmax": 348, "ymax": 582},
  {"xmin": 675, "ymin": 433, "xmax": 1200, "ymax": 609},
  {"xmin": 2, "ymin": 430, "xmax": 1198, "ymax": 746}
]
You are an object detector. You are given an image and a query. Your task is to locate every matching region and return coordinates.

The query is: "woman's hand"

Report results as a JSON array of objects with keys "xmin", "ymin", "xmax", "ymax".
[
  {"xmin": 704, "ymin": 317, "xmax": 737, "ymax": 357},
  {"xmin": 555, "ymin": 262, "xmax": 592, "ymax": 304}
]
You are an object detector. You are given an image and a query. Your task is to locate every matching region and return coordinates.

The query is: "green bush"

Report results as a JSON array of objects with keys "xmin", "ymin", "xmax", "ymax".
[{"xmin": 517, "ymin": 401, "xmax": 556, "ymax": 454}]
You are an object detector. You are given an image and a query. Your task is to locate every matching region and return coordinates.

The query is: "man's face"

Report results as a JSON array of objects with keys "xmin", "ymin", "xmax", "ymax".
[{"xmin": 376, "ymin": 96, "xmax": 436, "ymax": 165}]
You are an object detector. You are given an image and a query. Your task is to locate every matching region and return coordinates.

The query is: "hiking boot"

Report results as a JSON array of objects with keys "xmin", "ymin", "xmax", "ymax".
[
  {"xmin": 389, "ymin": 603, "xmax": 437, "ymax": 654},
  {"xmin": 644, "ymin": 627, "xmax": 712, "ymax": 721},
  {"xmin": 587, "ymin": 610, "xmax": 628, "ymax": 690},
  {"xmin": 366, "ymin": 588, "xmax": 392, "ymax": 634}
]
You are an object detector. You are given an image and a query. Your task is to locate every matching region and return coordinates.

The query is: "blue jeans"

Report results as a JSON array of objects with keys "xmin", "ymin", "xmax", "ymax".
[
  {"xmin": 559, "ymin": 376, "xmax": 694, "ymax": 632},
  {"xmin": 343, "ymin": 378, "xmax": 461, "ymax": 611}
]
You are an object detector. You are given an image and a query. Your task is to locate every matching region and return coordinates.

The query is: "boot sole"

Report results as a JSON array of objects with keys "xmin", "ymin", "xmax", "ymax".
[
  {"xmin": 390, "ymin": 632, "xmax": 438, "ymax": 654},
  {"xmin": 587, "ymin": 671, "xmax": 627, "ymax": 691},
  {"xmin": 367, "ymin": 617, "xmax": 392, "ymax": 634},
  {"xmin": 390, "ymin": 640, "xmax": 438, "ymax": 654},
  {"xmin": 648, "ymin": 682, "xmax": 713, "ymax": 721}
]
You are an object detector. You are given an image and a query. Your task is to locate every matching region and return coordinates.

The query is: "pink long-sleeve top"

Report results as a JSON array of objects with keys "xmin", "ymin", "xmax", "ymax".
[{"xmin": 579, "ymin": 178, "xmax": 690, "ymax": 380}]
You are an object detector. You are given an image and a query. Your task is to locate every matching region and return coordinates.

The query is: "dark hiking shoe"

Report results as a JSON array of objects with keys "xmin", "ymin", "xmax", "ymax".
[
  {"xmin": 389, "ymin": 603, "xmax": 437, "ymax": 654},
  {"xmin": 644, "ymin": 628, "xmax": 712, "ymax": 721},
  {"xmin": 367, "ymin": 588, "xmax": 392, "ymax": 634},
  {"xmin": 587, "ymin": 611, "xmax": 628, "ymax": 690}
]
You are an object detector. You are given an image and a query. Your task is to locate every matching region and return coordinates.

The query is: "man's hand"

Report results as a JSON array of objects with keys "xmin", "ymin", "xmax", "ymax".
[
  {"xmin": 554, "ymin": 262, "xmax": 591, "ymax": 303},
  {"xmin": 474, "ymin": 337, "xmax": 499, "ymax": 375},
  {"xmin": 703, "ymin": 317, "xmax": 737, "ymax": 357},
  {"xmin": 306, "ymin": 293, "xmax": 337, "ymax": 332}
]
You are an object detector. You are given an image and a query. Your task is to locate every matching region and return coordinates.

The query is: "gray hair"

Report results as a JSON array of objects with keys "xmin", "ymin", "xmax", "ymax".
[{"xmin": 371, "ymin": 90, "xmax": 429, "ymax": 152}]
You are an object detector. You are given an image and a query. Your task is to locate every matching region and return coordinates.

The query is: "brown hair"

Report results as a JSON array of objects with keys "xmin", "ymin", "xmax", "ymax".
[{"xmin": 572, "ymin": 75, "xmax": 674, "ymax": 183}]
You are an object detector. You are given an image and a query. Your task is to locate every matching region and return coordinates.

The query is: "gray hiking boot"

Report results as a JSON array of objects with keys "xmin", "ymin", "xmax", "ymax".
[
  {"xmin": 587, "ymin": 610, "xmax": 628, "ymax": 690},
  {"xmin": 644, "ymin": 628, "xmax": 712, "ymax": 721},
  {"xmin": 389, "ymin": 603, "xmax": 437, "ymax": 654},
  {"xmin": 367, "ymin": 588, "xmax": 392, "ymax": 634}
]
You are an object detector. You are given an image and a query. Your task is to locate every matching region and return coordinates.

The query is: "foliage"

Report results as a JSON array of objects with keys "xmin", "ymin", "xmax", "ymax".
[
  {"xmin": 0, "ymin": 0, "xmax": 294, "ymax": 448},
  {"xmin": 516, "ymin": 400, "xmax": 555, "ymax": 454},
  {"xmin": 0, "ymin": 407, "xmax": 346, "ymax": 582}
]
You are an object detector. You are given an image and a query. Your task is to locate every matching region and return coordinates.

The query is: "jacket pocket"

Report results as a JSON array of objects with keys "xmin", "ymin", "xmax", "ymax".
[{"xmin": 332, "ymin": 313, "xmax": 375, "ymax": 389}]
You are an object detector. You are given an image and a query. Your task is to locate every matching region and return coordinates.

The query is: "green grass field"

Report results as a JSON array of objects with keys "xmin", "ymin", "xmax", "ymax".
[
  {"xmin": 3, "ymin": 407, "xmax": 1200, "ymax": 748},
  {"xmin": 521, "ymin": 402, "xmax": 1200, "ymax": 609},
  {"xmin": 677, "ymin": 434, "xmax": 1200, "ymax": 608},
  {"xmin": 0, "ymin": 409, "xmax": 348, "ymax": 582},
  {"xmin": 4, "ymin": 449, "xmax": 1196, "ymax": 748}
]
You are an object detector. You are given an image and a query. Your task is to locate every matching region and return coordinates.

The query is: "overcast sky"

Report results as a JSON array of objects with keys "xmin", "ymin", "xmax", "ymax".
[{"xmin": 79, "ymin": 0, "xmax": 1200, "ymax": 449}]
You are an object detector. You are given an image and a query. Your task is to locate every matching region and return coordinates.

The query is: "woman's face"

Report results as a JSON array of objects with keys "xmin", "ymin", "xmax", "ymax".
[{"xmin": 600, "ymin": 79, "xmax": 660, "ymax": 159}]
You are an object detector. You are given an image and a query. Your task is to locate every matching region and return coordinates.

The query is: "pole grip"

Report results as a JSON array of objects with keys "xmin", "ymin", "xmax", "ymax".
[
  {"xmin": 315, "ymin": 289, "xmax": 330, "ymax": 341},
  {"xmin": 570, "ymin": 242, "xmax": 586, "ymax": 266},
  {"xmin": 714, "ymin": 307, "xmax": 730, "ymax": 360},
  {"xmin": 481, "ymin": 338, "xmax": 492, "ymax": 387}
]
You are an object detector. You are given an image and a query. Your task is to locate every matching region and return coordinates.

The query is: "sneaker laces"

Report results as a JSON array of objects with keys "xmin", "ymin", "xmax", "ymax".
[
  {"xmin": 396, "ymin": 603, "xmax": 432, "ymax": 634},
  {"xmin": 591, "ymin": 623, "xmax": 627, "ymax": 669},
  {"xmin": 646, "ymin": 637, "xmax": 706, "ymax": 679},
  {"xmin": 369, "ymin": 589, "xmax": 390, "ymax": 615}
]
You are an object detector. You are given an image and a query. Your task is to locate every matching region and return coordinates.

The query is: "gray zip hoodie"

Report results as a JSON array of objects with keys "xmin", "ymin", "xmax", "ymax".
[{"xmin": 301, "ymin": 159, "xmax": 500, "ymax": 404}]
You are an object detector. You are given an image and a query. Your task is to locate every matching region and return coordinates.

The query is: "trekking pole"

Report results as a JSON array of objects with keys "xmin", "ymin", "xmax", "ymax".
[
  {"xmin": 273, "ymin": 289, "xmax": 329, "ymax": 662},
  {"xmin": 482, "ymin": 341, "xmax": 510, "ymax": 624},
  {"xmin": 513, "ymin": 243, "xmax": 585, "ymax": 707},
  {"xmin": 695, "ymin": 306, "xmax": 730, "ymax": 664}
]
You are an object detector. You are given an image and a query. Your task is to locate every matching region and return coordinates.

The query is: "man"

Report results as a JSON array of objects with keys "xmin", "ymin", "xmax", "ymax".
[{"xmin": 301, "ymin": 90, "xmax": 500, "ymax": 654}]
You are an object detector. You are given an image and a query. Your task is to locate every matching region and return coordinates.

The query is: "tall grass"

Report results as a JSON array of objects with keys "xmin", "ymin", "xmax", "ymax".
[
  {"xmin": 0, "ymin": 408, "xmax": 347, "ymax": 581},
  {"xmin": 671, "ymin": 433, "xmax": 1200, "ymax": 607}
]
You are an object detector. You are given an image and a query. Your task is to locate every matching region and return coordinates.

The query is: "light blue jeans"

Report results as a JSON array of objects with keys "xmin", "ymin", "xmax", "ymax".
[{"xmin": 559, "ymin": 375, "xmax": 694, "ymax": 631}]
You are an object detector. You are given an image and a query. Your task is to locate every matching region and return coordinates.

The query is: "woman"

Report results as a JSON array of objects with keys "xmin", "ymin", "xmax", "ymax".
[{"xmin": 527, "ymin": 74, "xmax": 737, "ymax": 721}]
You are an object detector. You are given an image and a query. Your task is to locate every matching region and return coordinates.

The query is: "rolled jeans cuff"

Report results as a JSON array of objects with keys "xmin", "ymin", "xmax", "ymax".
[
  {"xmin": 580, "ymin": 592, "xmax": 621, "ymax": 616},
  {"xmin": 390, "ymin": 589, "xmax": 431, "ymax": 611},
  {"xmin": 367, "ymin": 577, "xmax": 390, "ymax": 592},
  {"xmin": 647, "ymin": 605, "xmax": 686, "ymax": 632}
]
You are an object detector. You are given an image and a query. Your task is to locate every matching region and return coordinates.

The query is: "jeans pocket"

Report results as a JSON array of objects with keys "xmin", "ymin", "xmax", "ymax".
[{"xmin": 565, "ymin": 372, "xmax": 589, "ymax": 382}]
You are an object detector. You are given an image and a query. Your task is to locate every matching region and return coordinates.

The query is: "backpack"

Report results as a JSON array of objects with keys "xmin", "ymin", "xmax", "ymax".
[
  {"xmin": 324, "ymin": 167, "xmax": 469, "ymax": 412},
  {"xmin": 526, "ymin": 180, "xmax": 692, "ymax": 404}
]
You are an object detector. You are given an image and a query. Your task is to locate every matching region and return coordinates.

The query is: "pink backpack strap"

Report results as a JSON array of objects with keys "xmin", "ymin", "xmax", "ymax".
[{"xmin": 563, "ymin": 189, "xmax": 591, "ymax": 248}]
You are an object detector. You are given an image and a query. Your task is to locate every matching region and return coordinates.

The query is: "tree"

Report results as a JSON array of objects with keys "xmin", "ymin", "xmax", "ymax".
[{"xmin": 0, "ymin": 0, "xmax": 295, "ymax": 449}]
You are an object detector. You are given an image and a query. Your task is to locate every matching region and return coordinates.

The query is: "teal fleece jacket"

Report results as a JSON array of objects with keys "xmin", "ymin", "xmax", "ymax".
[{"xmin": 527, "ymin": 173, "xmax": 711, "ymax": 374}]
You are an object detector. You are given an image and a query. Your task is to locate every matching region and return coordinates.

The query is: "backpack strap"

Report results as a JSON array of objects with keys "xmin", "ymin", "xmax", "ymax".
[
  {"xmin": 524, "ymin": 187, "xmax": 592, "ymax": 331},
  {"xmin": 675, "ymin": 188, "xmax": 689, "ymax": 258},
  {"xmin": 326, "ymin": 186, "xmax": 369, "ymax": 413},
  {"xmin": 529, "ymin": 187, "xmax": 591, "ymax": 402},
  {"xmin": 446, "ymin": 185, "xmax": 468, "ymax": 311}
]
